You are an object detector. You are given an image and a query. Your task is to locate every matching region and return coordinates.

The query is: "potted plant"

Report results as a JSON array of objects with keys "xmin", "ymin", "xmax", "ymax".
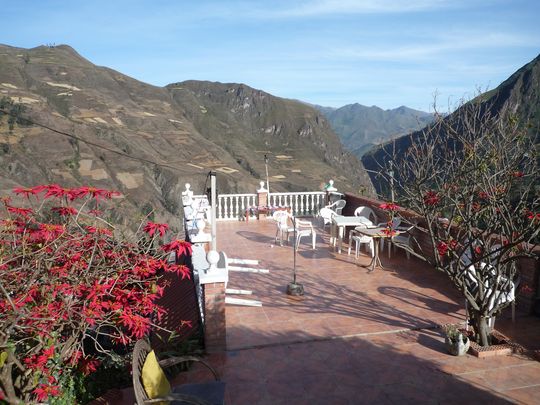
[{"xmin": 443, "ymin": 325, "xmax": 470, "ymax": 356}]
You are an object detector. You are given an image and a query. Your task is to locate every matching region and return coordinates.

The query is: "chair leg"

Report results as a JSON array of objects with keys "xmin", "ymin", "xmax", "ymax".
[
  {"xmin": 355, "ymin": 240, "xmax": 360, "ymax": 258},
  {"xmin": 312, "ymin": 232, "xmax": 316, "ymax": 249}
]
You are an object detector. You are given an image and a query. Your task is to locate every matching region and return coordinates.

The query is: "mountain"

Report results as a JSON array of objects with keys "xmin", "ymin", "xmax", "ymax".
[
  {"xmin": 362, "ymin": 53, "xmax": 540, "ymax": 195},
  {"xmin": 0, "ymin": 44, "xmax": 373, "ymax": 229},
  {"xmin": 316, "ymin": 103, "xmax": 434, "ymax": 157}
]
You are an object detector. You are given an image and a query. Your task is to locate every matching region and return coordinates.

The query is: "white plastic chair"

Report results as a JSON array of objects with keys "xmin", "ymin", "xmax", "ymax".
[
  {"xmin": 294, "ymin": 218, "xmax": 316, "ymax": 249},
  {"xmin": 461, "ymin": 242, "xmax": 517, "ymax": 327},
  {"xmin": 273, "ymin": 211, "xmax": 294, "ymax": 246},
  {"xmin": 377, "ymin": 217, "xmax": 401, "ymax": 257},
  {"xmin": 389, "ymin": 225, "xmax": 414, "ymax": 259},
  {"xmin": 319, "ymin": 207, "xmax": 337, "ymax": 227},
  {"xmin": 326, "ymin": 199, "xmax": 346, "ymax": 215},
  {"xmin": 353, "ymin": 206, "xmax": 377, "ymax": 224},
  {"xmin": 348, "ymin": 224, "xmax": 375, "ymax": 258}
]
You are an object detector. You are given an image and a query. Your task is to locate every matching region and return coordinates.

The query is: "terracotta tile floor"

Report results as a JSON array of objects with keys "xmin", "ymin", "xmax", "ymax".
[{"xmin": 115, "ymin": 219, "xmax": 540, "ymax": 404}]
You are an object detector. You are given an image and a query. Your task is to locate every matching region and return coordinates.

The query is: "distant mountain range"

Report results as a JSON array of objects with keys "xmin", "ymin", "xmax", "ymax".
[
  {"xmin": 362, "ymin": 53, "xmax": 540, "ymax": 196},
  {"xmin": 312, "ymin": 103, "xmax": 434, "ymax": 158},
  {"xmin": 0, "ymin": 44, "xmax": 373, "ymax": 228}
]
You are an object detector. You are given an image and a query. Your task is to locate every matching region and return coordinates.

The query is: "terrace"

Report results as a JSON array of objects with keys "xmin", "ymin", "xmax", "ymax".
[{"xmin": 112, "ymin": 185, "xmax": 540, "ymax": 404}]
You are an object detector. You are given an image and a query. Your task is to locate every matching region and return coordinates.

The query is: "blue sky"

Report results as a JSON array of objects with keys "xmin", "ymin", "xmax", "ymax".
[{"xmin": 2, "ymin": 0, "xmax": 539, "ymax": 111}]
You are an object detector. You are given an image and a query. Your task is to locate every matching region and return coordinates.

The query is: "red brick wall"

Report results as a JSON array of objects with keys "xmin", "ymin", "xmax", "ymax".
[
  {"xmin": 203, "ymin": 282, "xmax": 227, "ymax": 352},
  {"xmin": 343, "ymin": 192, "xmax": 540, "ymax": 314}
]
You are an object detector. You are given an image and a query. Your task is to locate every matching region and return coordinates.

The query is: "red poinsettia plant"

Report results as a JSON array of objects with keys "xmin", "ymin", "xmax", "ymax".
[
  {"xmin": 0, "ymin": 185, "xmax": 192, "ymax": 403},
  {"xmin": 379, "ymin": 202, "xmax": 401, "ymax": 237}
]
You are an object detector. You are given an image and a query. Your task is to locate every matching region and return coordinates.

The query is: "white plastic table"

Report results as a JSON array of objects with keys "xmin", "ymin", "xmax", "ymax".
[
  {"xmin": 356, "ymin": 227, "xmax": 403, "ymax": 272},
  {"xmin": 331, "ymin": 215, "xmax": 376, "ymax": 253}
]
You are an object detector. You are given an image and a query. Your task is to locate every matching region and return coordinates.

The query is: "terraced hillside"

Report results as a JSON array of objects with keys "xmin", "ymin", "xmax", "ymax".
[{"xmin": 0, "ymin": 44, "xmax": 373, "ymax": 228}]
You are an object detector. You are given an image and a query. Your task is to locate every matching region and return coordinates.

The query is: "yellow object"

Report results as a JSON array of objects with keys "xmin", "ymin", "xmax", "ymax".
[{"xmin": 142, "ymin": 350, "xmax": 171, "ymax": 405}]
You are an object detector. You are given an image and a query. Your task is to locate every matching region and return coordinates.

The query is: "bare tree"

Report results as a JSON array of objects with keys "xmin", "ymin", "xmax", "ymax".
[{"xmin": 376, "ymin": 97, "xmax": 539, "ymax": 346}]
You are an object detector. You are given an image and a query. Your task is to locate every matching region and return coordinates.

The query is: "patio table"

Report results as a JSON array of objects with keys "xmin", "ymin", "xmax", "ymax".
[
  {"xmin": 356, "ymin": 227, "xmax": 403, "ymax": 272},
  {"xmin": 245, "ymin": 205, "xmax": 290, "ymax": 221},
  {"xmin": 331, "ymin": 215, "xmax": 376, "ymax": 253}
]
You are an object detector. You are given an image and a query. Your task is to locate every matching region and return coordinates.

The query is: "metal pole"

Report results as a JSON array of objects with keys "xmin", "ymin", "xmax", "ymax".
[
  {"xmin": 264, "ymin": 154, "xmax": 270, "ymax": 194},
  {"xmin": 388, "ymin": 160, "xmax": 395, "ymax": 203},
  {"xmin": 292, "ymin": 216, "xmax": 297, "ymax": 285},
  {"xmin": 210, "ymin": 171, "xmax": 217, "ymax": 251},
  {"xmin": 286, "ymin": 215, "xmax": 304, "ymax": 295}
]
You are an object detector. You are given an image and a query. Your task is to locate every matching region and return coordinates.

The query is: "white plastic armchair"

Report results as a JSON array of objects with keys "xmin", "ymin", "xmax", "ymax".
[
  {"xmin": 273, "ymin": 211, "xmax": 294, "ymax": 246},
  {"xmin": 294, "ymin": 218, "xmax": 317, "ymax": 249},
  {"xmin": 461, "ymin": 243, "xmax": 517, "ymax": 327},
  {"xmin": 319, "ymin": 207, "xmax": 338, "ymax": 227},
  {"xmin": 348, "ymin": 223, "xmax": 375, "ymax": 258},
  {"xmin": 390, "ymin": 225, "xmax": 414, "ymax": 259},
  {"xmin": 326, "ymin": 199, "xmax": 346, "ymax": 215},
  {"xmin": 353, "ymin": 206, "xmax": 377, "ymax": 226},
  {"xmin": 376, "ymin": 217, "xmax": 401, "ymax": 257}
]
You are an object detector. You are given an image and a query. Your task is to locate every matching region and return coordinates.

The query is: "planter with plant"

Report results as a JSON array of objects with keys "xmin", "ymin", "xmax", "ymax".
[{"xmin": 443, "ymin": 324, "xmax": 470, "ymax": 356}]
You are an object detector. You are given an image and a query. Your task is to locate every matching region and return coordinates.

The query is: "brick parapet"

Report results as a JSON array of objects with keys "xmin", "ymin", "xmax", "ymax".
[{"xmin": 202, "ymin": 282, "xmax": 227, "ymax": 352}]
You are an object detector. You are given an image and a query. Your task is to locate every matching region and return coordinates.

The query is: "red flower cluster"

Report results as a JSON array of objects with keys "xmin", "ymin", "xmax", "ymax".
[
  {"xmin": 380, "ymin": 202, "xmax": 400, "ymax": 211},
  {"xmin": 0, "ymin": 185, "xmax": 193, "ymax": 402},
  {"xmin": 437, "ymin": 241, "xmax": 449, "ymax": 256},
  {"xmin": 382, "ymin": 228, "xmax": 397, "ymax": 237},
  {"xmin": 13, "ymin": 184, "xmax": 121, "ymax": 202},
  {"xmin": 162, "ymin": 239, "xmax": 193, "ymax": 257},
  {"xmin": 526, "ymin": 211, "xmax": 540, "ymax": 222},
  {"xmin": 437, "ymin": 240, "xmax": 458, "ymax": 257},
  {"xmin": 423, "ymin": 191, "xmax": 440, "ymax": 206},
  {"xmin": 144, "ymin": 221, "xmax": 169, "ymax": 237}
]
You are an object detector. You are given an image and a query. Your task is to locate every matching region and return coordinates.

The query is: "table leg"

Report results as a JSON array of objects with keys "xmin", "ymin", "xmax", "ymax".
[
  {"xmin": 338, "ymin": 225, "xmax": 344, "ymax": 253},
  {"xmin": 366, "ymin": 237, "xmax": 383, "ymax": 272}
]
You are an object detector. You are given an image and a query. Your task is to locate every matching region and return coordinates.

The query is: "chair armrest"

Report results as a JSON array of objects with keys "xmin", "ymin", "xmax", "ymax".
[
  {"xmin": 158, "ymin": 356, "xmax": 220, "ymax": 381},
  {"xmin": 145, "ymin": 393, "xmax": 212, "ymax": 405}
]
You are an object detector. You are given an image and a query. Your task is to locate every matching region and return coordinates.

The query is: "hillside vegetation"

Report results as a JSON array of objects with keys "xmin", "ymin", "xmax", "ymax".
[{"xmin": 0, "ymin": 44, "xmax": 373, "ymax": 228}]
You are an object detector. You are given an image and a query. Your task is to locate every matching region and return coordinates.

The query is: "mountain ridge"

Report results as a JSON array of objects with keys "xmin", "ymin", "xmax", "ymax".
[
  {"xmin": 0, "ymin": 43, "xmax": 373, "ymax": 228},
  {"xmin": 361, "ymin": 53, "xmax": 540, "ymax": 196},
  {"xmin": 314, "ymin": 102, "xmax": 434, "ymax": 158}
]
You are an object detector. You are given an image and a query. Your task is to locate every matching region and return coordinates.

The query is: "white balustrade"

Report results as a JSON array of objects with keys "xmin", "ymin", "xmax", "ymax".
[
  {"xmin": 217, "ymin": 193, "xmax": 257, "ymax": 220},
  {"xmin": 268, "ymin": 191, "xmax": 325, "ymax": 217},
  {"xmin": 208, "ymin": 191, "xmax": 326, "ymax": 221}
]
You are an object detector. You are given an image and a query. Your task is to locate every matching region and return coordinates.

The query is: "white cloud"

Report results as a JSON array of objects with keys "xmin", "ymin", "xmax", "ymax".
[
  {"xmin": 192, "ymin": 0, "xmax": 469, "ymax": 20},
  {"xmin": 267, "ymin": 0, "xmax": 454, "ymax": 17},
  {"xmin": 326, "ymin": 31, "xmax": 538, "ymax": 62}
]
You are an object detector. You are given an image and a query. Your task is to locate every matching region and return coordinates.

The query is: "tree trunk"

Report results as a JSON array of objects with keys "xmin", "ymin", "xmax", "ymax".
[{"xmin": 472, "ymin": 312, "xmax": 491, "ymax": 347}]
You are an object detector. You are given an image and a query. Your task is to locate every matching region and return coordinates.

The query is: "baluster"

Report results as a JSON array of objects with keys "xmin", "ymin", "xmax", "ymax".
[
  {"xmin": 217, "ymin": 196, "xmax": 222, "ymax": 219},
  {"xmin": 226, "ymin": 196, "xmax": 231, "ymax": 219},
  {"xmin": 300, "ymin": 194, "xmax": 305, "ymax": 215},
  {"xmin": 240, "ymin": 195, "xmax": 245, "ymax": 219}
]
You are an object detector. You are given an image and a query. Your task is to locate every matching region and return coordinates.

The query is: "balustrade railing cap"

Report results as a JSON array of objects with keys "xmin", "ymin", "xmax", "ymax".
[
  {"xmin": 325, "ymin": 179, "xmax": 337, "ymax": 192},
  {"xmin": 257, "ymin": 181, "xmax": 267, "ymax": 192}
]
